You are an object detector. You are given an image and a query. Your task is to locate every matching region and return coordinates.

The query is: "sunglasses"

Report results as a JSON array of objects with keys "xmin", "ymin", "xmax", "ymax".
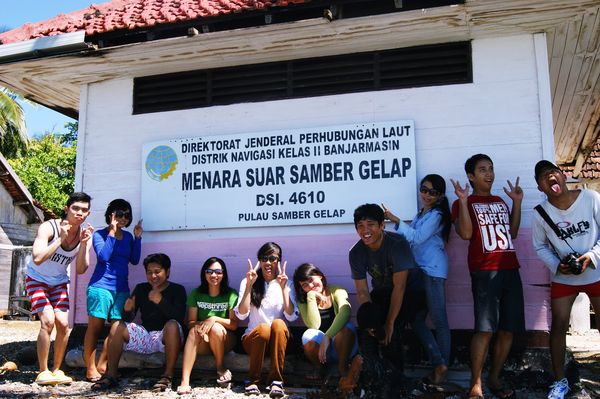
[
  {"xmin": 115, "ymin": 210, "xmax": 131, "ymax": 219},
  {"xmin": 259, "ymin": 255, "xmax": 279, "ymax": 263},
  {"xmin": 419, "ymin": 186, "xmax": 440, "ymax": 196},
  {"xmin": 205, "ymin": 269, "xmax": 223, "ymax": 275}
]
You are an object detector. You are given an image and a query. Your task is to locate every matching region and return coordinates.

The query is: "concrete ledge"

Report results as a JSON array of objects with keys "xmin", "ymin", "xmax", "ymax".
[{"xmin": 65, "ymin": 349, "xmax": 306, "ymax": 374}]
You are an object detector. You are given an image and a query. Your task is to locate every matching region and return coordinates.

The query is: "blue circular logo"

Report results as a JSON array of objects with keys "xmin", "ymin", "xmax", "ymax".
[{"xmin": 146, "ymin": 145, "xmax": 178, "ymax": 182}]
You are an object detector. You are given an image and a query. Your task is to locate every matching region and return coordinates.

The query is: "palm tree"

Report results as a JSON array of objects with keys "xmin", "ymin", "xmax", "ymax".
[{"xmin": 0, "ymin": 87, "xmax": 29, "ymax": 157}]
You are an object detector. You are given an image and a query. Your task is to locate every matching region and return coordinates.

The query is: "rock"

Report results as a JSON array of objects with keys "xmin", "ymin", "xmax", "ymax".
[{"xmin": 0, "ymin": 361, "xmax": 18, "ymax": 371}]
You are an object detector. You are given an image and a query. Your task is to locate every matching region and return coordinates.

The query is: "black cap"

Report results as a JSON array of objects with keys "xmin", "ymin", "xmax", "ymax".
[{"xmin": 534, "ymin": 160, "xmax": 560, "ymax": 182}]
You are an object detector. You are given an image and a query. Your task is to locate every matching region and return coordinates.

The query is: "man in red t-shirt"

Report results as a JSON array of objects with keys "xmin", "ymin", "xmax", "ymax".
[{"xmin": 451, "ymin": 154, "xmax": 524, "ymax": 399}]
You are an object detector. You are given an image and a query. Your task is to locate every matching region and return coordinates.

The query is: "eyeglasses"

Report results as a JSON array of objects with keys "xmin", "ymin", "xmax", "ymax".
[
  {"xmin": 258, "ymin": 255, "xmax": 279, "ymax": 263},
  {"xmin": 205, "ymin": 269, "xmax": 223, "ymax": 275},
  {"xmin": 115, "ymin": 210, "xmax": 131, "ymax": 219},
  {"xmin": 419, "ymin": 186, "xmax": 440, "ymax": 196}
]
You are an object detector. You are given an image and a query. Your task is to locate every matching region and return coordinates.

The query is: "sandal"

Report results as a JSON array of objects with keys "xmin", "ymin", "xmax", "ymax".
[
  {"xmin": 269, "ymin": 380, "xmax": 285, "ymax": 398},
  {"xmin": 217, "ymin": 369, "xmax": 232, "ymax": 388},
  {"xmin": 152, "ymin": 375, "xmax": 172, "ymax": 392},
  {"xmin": 244, "ymin": 381, "xmax": 260, "ymax": 396},
  {"xmin": 91, "ymin": 375, "xmax": 118, "ymax": 391},
  {"xmin": 176, "ymin": 385, "xmax": 192, "ymax": 395}
]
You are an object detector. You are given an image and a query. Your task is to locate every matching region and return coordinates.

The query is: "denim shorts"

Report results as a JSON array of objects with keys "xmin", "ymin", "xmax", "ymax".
[
  {"xmin": 301, "ymin": 322, "xmax": 358, "ymax": 361},
  {"xmin": 87, "ymin": 286, "xmax": 129, "ymax": 321},
  {"xmin": 471, "ymin": 269, "xmax": 525, "ymax": 333}
]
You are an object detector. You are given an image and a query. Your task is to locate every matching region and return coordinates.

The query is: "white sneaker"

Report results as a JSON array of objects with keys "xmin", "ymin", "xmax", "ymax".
[{"xmin": 548, "ymin": 378, "xmax": 569, "ymax": 399}]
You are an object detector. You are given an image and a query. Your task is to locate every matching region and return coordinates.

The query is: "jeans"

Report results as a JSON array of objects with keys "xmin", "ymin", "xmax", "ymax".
[{"xmin": 411, "ymin": 275, "xmax": 451, "ymax": 366}]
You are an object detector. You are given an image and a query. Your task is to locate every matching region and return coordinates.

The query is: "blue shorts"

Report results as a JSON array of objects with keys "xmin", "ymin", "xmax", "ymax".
[
  {"xmin": 301, "ymin": 322, "xmax": 358, "ymax": 362},
  {"xmin": 87, "ymin": 286, "xmax": 129, "ymax": 321}
]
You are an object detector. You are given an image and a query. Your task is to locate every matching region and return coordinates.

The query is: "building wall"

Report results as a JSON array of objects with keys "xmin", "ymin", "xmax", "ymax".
[
  {"xmin": 72, "ymin": 34, "xmax": 553, "ymax": 329},
  {"xmin": 0, "ymin": 180, "xmax": 37, "ymax": 313}
]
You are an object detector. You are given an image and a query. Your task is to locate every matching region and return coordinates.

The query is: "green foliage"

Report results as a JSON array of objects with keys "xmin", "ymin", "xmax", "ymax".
[
  {"xmin": 0, "ymin": 87, "xmax": 29, "ymax": 158},
  {"xmin": 8, "ymin": 129, "xmax": 77, "ymax": 216}
]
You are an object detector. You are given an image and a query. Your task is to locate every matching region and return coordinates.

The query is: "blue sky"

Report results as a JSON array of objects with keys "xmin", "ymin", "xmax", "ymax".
[{"xmin": 2, "ymin": 0, "xmax": 100, "ymax": 137}]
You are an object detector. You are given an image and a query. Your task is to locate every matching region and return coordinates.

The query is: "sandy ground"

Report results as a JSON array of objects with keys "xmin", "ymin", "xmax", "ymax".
[{"xmin": 0, "ymin": 320, "xmax": 598, "ymax": 398}]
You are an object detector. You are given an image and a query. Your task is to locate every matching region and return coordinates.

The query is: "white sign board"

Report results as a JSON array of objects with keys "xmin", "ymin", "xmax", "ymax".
[{"xmin": 141, "ymin": 121, "xmax": 417, "ymax": 230}]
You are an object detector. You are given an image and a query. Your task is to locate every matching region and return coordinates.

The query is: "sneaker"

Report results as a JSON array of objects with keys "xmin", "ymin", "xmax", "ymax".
[
  {"xmin": 35, "ymin": 370, "xmax": 58, "ymax": 385},
  {"xmin": 548, "ymin": 378, "xmax": 569, "ymax": 399},
  {"xmin": 52, "ymin": 370, "xmax": 73, "ymax": 385}
]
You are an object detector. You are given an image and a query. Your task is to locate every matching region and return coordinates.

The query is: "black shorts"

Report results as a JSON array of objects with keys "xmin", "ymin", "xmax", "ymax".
[{"xmin": 470, "ymin": 269, "xmax": 525, "ymax": 333}]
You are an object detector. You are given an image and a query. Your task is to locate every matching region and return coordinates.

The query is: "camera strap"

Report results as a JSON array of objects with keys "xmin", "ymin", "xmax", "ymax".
[
  {"xmin": 534, "ymin": 205, "xmax": 563, "ymax": 238},
  {"xmin": 534, "ymin": 204, "xmax": 579, "ymax": 255}
]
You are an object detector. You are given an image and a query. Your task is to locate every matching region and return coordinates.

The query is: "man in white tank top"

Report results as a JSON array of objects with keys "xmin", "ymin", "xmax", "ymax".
[{"xmin": 25, "ymin": 192, "xmax": 94, "ymax": 385}]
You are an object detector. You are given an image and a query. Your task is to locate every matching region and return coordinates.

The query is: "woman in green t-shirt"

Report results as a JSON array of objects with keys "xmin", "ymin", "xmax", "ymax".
[{"xmin": 176, "ymin": 257, "xmax": 239, "ymax": 394}]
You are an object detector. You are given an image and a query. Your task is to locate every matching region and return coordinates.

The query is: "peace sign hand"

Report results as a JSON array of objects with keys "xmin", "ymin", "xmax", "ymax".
[
  {"xmin": 246, "ymin": 258, "xmax": 260, "ymax": 288},
  {"xmin": 276, "ymin": 260, "xmax": 288, "ymax": 290},
  {"xmin": 450, "ymin": 179, "xmax": 469, "ymax": 201},
  {"xmin": 503, "ymin": 177, "xmax": 523, "ymax": 202}
]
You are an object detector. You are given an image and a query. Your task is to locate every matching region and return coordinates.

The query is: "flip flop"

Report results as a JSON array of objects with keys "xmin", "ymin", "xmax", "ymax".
[
  {"xmin": 91, "ymin": 375, "xmax": 118, "ymax": 391},
  {"xmin": 176, "ymin": 385, "xmax": 192, "ymax": 395},
  {"xmin": 217, "ymin": 369, "xmax": 232, "ymax": 388},
  {"xmin": 152, "ymin": 375, "xmax": 172, "ymax": 392}
]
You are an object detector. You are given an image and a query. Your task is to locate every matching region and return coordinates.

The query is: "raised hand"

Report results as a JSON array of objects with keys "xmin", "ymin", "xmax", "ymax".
[
  {"xmin": 381, "ymin": 203, "xmax": 400, "ymax": 225},
  {"xmin": 58, "ymin": 220, "xmax": 71, "ymax": 240},
  {"xmin": 503, "ymin": 177, "xmax": 523, "ymax": 202},
  {"xmin": 276, "ymin": 260, "xmax": 288, "ymax": 289},
  {"xmin": 451, "ymin": 178, "xmax": 469, "ymax": 201},
  {"xmin": 109, "ymin": 212, "xmax": 119, "ymax": 234},
  {"xmin": 246, "ymin": 258, "xmax": 260, "ymax": 288},
  {"xmin": 134, "ymin": 219, "xmax": 143, "ymax": 238},
  {"xmin": 80, "ymin": 223, "xmax": 94, "ymax": 244}
]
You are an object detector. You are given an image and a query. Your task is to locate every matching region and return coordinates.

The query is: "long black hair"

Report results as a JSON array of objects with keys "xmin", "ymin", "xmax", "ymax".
[
  {"xmin": 250, "ymin": 242, "xmax": 282, "ymax": 308},
  {"xmin": 292, "ymin": 263, "xmax": 328, "ymax": 304},
  {"xmin": 198, "ymin": 256, "xmax": 231, "ymax": 296},
  {"xmin": 422, "ymin": 174, "xmax": 451, "ymax": 242}
]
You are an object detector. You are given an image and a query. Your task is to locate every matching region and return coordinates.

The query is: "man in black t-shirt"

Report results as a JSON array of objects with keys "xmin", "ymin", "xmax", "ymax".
[
  {"xmin": 341, "ymin": 204, "xmax": 424, "ymax": 398},
  {"xmin": 91, "ymin": 253, "xmax": 186, "ymax": 392}
]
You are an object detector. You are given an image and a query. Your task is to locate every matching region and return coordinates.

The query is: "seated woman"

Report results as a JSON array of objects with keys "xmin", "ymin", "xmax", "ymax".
[
  {"xmin": 176, "ymin": 257, "xmax": 238, "ymax": 395},
  {"xmin": 234, "ymin": 242, "xmax": 298, "ymax": 398},
  {"xmin": 292, "ymin": 263, "xmax": 358, "ymax": 381},
  {"xmin": 91, "ymin": 253, "xmax": 186, "ymax": 392}
]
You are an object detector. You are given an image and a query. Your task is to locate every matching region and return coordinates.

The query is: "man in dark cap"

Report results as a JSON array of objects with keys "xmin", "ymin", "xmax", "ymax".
[{"xmin": 532, "ymin": 160, "xmax": 600, "ymax": 399}]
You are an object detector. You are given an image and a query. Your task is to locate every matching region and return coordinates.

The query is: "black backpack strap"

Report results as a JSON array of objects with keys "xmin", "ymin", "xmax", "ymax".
[{"xmin": 534, "ymin": 205, "xmax": 562, "ymax": 238}]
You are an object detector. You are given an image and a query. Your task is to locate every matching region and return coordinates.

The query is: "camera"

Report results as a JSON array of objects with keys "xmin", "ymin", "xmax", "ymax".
[{"xmin": 562, "ymin": 253, "xmax": 583, "ymax": 275}]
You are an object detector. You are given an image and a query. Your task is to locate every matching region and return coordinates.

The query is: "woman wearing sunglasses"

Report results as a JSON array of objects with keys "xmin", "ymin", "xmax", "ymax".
[
  {"xmin": 83, "ymin": 199, "xmax": 143, "ymax": 382},
  {"xmin": 234, "ymin": 242, "xmax": 298, "ymax": 398},
  {"xmin": 292, "ymin": 263, "xmax": 358, "ymax": 383},
  {"xmin": 176, "ymin": 257, "xmax": 238, "ymax": 394},
  {"xmin": 383, "ymin": 174, "xmax": 452, "ymax": 385}
]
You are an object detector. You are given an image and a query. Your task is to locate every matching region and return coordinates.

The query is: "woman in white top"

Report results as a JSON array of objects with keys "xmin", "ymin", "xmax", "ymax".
[{"xmin": 234, "ymin": 242, "xmax": 298, "ymax": 398}]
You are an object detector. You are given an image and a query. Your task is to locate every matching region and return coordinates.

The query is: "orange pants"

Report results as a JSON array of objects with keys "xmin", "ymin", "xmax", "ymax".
[{"xmin": 242, "ymin": 319, "xmax": 289, "ymax": 384}]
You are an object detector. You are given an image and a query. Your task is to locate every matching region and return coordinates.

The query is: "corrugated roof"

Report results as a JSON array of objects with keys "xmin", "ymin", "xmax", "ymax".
[{"xmin": 0, "ymin": 0, "xmax": 311, "ymax": 45}]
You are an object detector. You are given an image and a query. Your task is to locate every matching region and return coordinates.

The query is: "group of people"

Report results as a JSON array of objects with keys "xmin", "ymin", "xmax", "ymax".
[{"xmin": 23, "ymin": 153, "xmax": 600, "ymax": 399}]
